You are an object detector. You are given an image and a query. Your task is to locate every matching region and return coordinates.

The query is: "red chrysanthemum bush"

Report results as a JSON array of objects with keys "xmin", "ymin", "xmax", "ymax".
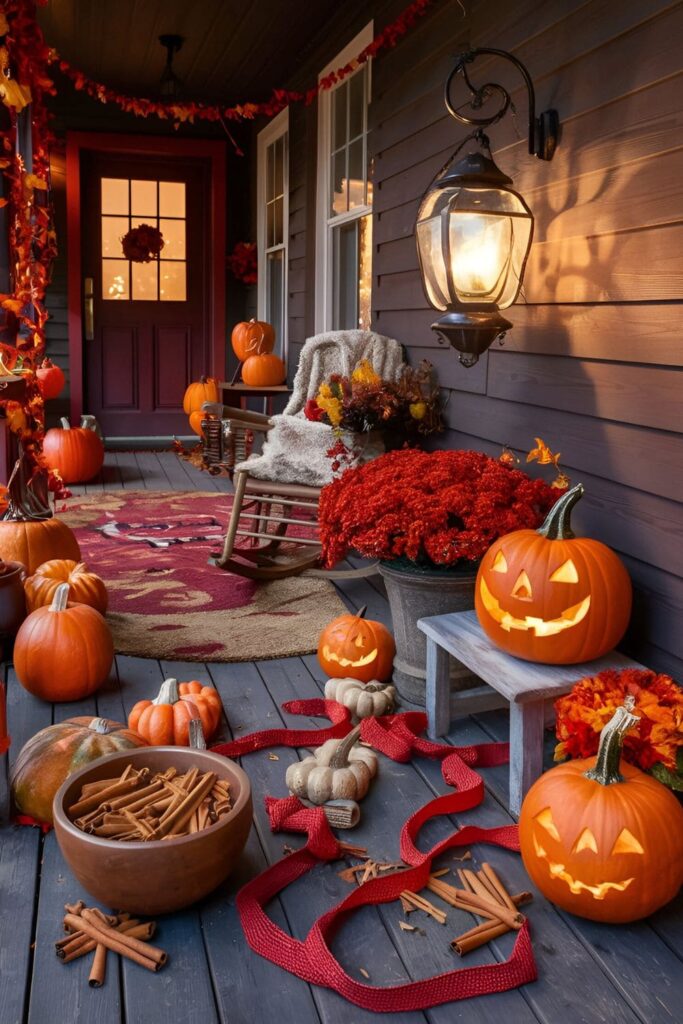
[
  {"xmin": 318, "ymin": 449, "xmax": 559, "ymax": 569},
  {"xmin": 554, "ymin": 668, "xmax": 683, "ymax": 789}
]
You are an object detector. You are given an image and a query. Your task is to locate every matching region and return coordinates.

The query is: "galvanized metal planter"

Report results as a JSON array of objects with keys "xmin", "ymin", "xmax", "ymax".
[{"xmin": 378, "ymin": 561, "xmax": 479, "ymax": 706}]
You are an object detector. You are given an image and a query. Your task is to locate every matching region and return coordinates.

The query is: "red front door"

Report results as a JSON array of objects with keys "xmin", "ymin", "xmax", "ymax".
[{"xmin": 81, "ymin": 150, "xmax": 211, "ymax": 436}]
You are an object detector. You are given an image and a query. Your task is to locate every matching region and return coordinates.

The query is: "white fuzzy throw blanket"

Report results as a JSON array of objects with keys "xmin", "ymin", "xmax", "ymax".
[{"xmin": 237, "ymin": 330, "xmax": 404, "ymax": 486}]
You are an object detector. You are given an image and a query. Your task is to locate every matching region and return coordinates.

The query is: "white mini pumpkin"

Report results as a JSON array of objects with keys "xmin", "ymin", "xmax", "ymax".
[
  {"xmin": 285, "ymin": 725, "xmax": 378, "ymax": 805},
  {"xmin": 324, "ymin": 677, "xmax": 396, "ymax": 720}
]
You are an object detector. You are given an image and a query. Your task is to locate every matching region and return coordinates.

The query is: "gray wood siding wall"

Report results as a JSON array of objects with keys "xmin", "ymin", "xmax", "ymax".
[{"xmin": 285, "ymin": 0, "xmax": 683, "ymax": 676}]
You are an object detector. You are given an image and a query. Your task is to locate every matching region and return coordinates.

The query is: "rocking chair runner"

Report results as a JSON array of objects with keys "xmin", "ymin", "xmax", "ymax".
[{"xmin": 201, "ymin": 329, "xmax": 405, "ymax": 581}]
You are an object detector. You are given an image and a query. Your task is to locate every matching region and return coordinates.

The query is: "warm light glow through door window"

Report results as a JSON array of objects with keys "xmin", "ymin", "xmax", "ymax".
[{"xmin": 101, "ymin": 177, "xmax": 187, "ymax": 301}]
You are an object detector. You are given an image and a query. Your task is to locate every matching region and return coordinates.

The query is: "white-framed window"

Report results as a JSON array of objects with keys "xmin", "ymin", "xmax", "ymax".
[
  {"xmin": 257, "ymin": 107, "xmax": 289, "ymax": 359},
  {"xmin": 315, "ymin": 23, "xmax": 373, "ymax": 333}
]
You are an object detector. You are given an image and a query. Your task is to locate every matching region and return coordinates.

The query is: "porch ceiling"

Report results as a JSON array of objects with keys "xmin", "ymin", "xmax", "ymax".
[{"xmin": 39, "ymin": 0, "xmax": 366, "ymax": 104}]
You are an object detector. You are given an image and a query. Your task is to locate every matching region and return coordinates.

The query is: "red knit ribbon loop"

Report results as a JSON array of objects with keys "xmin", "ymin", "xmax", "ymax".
[
  {"xmin": 226, "ymin": 703, "xmax": 537, "ymax": 1009},
  {"xmin": 211, "ymin": 699, "xmax": 352, "ymax": 757}
]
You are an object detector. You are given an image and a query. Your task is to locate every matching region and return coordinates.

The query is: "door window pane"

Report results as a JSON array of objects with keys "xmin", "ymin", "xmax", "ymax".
[
  {"xmin": 266, "ymin": 250, "xmax": 283, "ymax": 346},
  {"xmin": 102, "ymin": 259, "xmax": 129, "ymax": 300},
  {"xmin": 332, "ymin": 220, "xmax": 359, "ymax": 330},
  {"xmin": 131, "ymin": 179, "xmax": 157, "ymax": 217},
  {"xmin": 101, "ymin": 178, "xmax": 128, "ymax": 215},
  {"xmin": 159, "ymin": 218, "xmax": 186, "ymax": 259},
  {"xmin": 331, "ymin": 149, "xmax": 347, "ymax": 216},
  {"xmin": 159, "ymin": 181, "xmax": 185, "ymax": 217},
  {"xmin": 349, "ymin": 69, "xmax": 365, "ymax": 140},
  {"xmin": 132, "ymin": 260, "xmax": 158, "ymax": 300},
  {"xmin": 332, "ymin": 81, "xmax": 347, "ymax": 151},
  {"xmin": 101, "ymin": 216, "xmax": 128, "ymax": 257},
  {"xmin": 160, "ymin": 261, "xmax": 186, "ymax": 301},
  {"xmin": 348, "ymin": 139, "xmax": 365, "ymax": 210}
]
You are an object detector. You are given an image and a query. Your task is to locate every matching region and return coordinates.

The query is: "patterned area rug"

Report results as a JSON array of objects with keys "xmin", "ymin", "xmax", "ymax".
[{"xmin": 60, "ymin": 491, "xmax": 346, "ymax": 662}]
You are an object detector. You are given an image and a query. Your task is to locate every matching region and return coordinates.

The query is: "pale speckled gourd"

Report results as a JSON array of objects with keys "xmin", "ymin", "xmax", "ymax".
[
  {"xmin": 324, "ymin": 677, "xmax": 396, "ymax": 720},
  {"xmin": 285, "ymin": 725, "xmax": 378, "ymax": 805}
]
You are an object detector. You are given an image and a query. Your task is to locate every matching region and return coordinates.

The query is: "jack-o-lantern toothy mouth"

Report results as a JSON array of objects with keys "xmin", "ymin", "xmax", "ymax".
[
  {"xmin": 321, "ymin": 645, "xmax": 378, "ymax": 669},
  {"xmin": 533, "ymin": 836, "xmax": 634, "ymax": 900},
  {"xmin": 479, "ymin": 577, "xmax": 591, "ymax": 637}
]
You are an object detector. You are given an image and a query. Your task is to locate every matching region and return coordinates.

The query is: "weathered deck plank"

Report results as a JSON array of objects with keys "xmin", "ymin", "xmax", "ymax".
[{"xmin": 0, "ymin": 451, "xmax": 679, "ymax": 1024}]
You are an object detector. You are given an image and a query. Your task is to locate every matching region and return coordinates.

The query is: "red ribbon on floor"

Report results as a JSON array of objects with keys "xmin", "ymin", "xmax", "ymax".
[{"xmin": 214, "ymin": 703, "xmax": 537, "ymax": 1011}]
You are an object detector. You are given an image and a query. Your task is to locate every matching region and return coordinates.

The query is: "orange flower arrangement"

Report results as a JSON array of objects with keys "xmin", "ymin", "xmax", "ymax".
[{"xmin": 554, "ymin": 668, "xmax": 683, "ymax": 790}]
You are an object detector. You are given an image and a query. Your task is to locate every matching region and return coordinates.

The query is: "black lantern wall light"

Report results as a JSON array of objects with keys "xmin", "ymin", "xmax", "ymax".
[{"xmin": 416, "ymin": 49, "xmax": 559, "ymax": 366}]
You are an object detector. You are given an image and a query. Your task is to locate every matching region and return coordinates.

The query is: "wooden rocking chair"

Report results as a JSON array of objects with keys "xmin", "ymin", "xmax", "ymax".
[{"xmin": 201, "ymin": 330, "xmax": 405, "ymax": 581}]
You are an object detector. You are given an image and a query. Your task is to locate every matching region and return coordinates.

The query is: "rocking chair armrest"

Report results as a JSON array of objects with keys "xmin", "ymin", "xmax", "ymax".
[
  {"xmin": 202, "ymin": 401, "xmax": 272, "ymax": 427},
  {"xmin": 224, "ymin": 416, "xmax": 274, "ymax": 436}
]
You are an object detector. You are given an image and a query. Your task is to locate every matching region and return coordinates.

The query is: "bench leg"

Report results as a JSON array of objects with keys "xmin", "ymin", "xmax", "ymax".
[
  {"xmin": 426, "ymin": 638, "xmax": 450, "ymax": 739},
  {"xmin": 508, "ymin": 701, "xmax": 545, "ymax": 818}
]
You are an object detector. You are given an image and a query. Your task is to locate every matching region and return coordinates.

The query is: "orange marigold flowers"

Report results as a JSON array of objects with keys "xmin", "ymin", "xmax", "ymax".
[{"xmin": 554, "ymin": 668, "xmax": 683, "ymax": 789}]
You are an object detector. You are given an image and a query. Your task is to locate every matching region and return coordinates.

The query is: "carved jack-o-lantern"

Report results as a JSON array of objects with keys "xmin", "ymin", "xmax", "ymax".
[
  {"xmin": 519, "ymin": 699, "xmax": 683, "ymax": 923},
  {"xmin": 475, "ymin": 483, "xmax": 632, "ymax": 663},
  {"xmin": 318, "ymin": 607, "xmax": 395, "ymax": 683}
]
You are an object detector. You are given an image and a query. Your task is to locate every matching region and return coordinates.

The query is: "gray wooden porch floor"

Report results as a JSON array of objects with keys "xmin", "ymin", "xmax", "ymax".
[{"xmin": 1, "ymin": 451, "xmax": 681, "ymax": 1024}]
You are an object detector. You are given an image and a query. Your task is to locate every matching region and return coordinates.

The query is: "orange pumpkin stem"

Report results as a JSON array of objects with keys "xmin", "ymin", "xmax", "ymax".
[
  {"xmin": 152, "ymin": 678, "xmax": 181, "ymax": 706},
  {"xmin": 537, "ymin": 482, "xmax": 584, "ymax": 541},
  {"xmin": 50, "ymin": 582, "xmax": 70, "ymax": 612},
  {"xmin": 584, "ymin": 697, "xmax": 640, "ymax": 787}
]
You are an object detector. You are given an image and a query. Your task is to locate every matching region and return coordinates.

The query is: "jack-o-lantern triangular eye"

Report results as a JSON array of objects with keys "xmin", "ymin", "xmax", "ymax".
[
  {"xmin": 491, "ymin": 550, "xmax": 508, "ymax": 573},
  {"xmin": 512, "ymin": 570, "xmax": 533, "ymax": 600},
  {"xmin": 572, "ymin": 827, "xmax": 598, "ymax": 854},
  {"xmin": 550, "ymin": 559, "xmax": 579, "ymax": 583},
  {"xmin": 534, "ymin": 807, "xmax": 560, "ymax": 841},
  {"xmin": 354, "ymin": 634, "xmax": 364, "ymax": 648},
  {"xmin": 611, "ymin": 828, "xmax": 644, "ymax": 855}
]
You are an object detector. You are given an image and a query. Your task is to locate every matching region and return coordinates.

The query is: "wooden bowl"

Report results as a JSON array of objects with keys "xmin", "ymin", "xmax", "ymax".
[{"xmin": 53, "ymin": 746, "xmax": 252, "ymax": 915}]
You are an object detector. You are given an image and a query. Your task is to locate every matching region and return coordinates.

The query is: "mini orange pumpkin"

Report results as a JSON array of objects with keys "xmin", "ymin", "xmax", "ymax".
[
  {"xmin": 14, "ymin": 583, "xmax": 114, "ymax": 702},
  {"xmin": 231, "ymin": 319, "xmax": 275, "ymax": 362},
  {"xmin": 182, "ymin": 375, "xmax": 219, "ymax": 415},
  {"xmin": 24, "ymin": 559, "xmax": 108, "ymax": 615},
  {"xmin": 128, "ymin": 677, "xmax": 223, "ymax": 746},
  {"xmin": 241, "ymin": 353, "xmax": 286, "ymax": 387},
  {"xmin": 188, "ymin": 410, "xmax": 216, "ymax": 437},
  {"xmin": 43, "ymin": 418, "xmax": 104, "ymax": 484},
  {"xmin": 475, "ymin": 483, "xmax": 632, "ymax": 664},
  {"xmin": 318, "ymin": 606, "xmax": 395, "ymax": 683},
  {"xmin": 36, "ymin": 358, "xmax": 66, "ymax": 400},
  {"xmin": 10, "ymin": 716, "xmax": 147, "ymax": 824},
  {"xmin": 519, "ymin": 699, "xmax": 683, "ymax": 923}
]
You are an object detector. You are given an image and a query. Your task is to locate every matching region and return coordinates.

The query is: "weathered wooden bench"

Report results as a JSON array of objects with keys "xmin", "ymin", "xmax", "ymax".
[{"xmin": 417, "ymin": 609, "xmax": 642, "ymax": 816}]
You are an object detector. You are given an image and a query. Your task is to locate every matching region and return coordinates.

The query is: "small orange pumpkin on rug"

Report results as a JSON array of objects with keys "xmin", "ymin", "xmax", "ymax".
[
  {"xmin": 24, "ymin": 559, "xmax": 108, "ymax": 614},
  {"xmin": 128, "ymin": 677, "xmax": 223, "ymax": 745}
]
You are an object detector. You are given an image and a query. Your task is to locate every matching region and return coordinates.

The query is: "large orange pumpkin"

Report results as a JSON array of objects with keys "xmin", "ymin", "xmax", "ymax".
[
  {"xmin": 318, "ymin": 607, "xmax": 395, "ymax": 683},
  {"xmin": 231, "ymin": 319, "xmax": 275, "ymax": 362},
  {"xmin": 182, "ymin": 375, "xmax": 219, "ymax": 415},
  {"xmin": 519, "ymin": 699, "xmax": 683, "ymax": 923},
  {"xmin": 241, "ymin": 353, "xmax": 286, "ymax": 387},
  {"xmin": 36, "ymin": 358, "xmax": 65, "ymax": 400},
  {"xmin": 475, "ymin": 483, "xmax": 632, "ymax": 664},
  {"xmin": 24, "ymin": 559, "xmax": 108, "ymax": 614},
  {"xmin": 43, "ymin": 419, "xmax": 104, "ymax": 484},
  {"xmin": 128, "ymin": 677, "xmax": 223, "ymax": 746},
  {"xmin": 10, "ymin": 716, "xmax": 147, "ymax": 825},
  {"xmin": 14, "ymin": 583, "xmax": 114, "ymax": 702},
  {"xmin": 0, "ymin": 516, "xmax": 81, "ymax": 574}
]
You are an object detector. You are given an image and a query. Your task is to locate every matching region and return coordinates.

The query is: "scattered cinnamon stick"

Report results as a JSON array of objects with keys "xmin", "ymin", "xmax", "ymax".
[
  {"xmin": 88, "ymin": 944, "xmax": 107, "ymax": 987},
  {"xmin": 448, "ymin": 866, "xmax": 533, "ymax": 955}
]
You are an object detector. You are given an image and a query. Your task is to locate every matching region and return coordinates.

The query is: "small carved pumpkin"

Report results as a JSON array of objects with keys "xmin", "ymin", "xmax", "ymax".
[
  {"xmin": 241, "ymin": 353, "xmax": 286, "ymax": 387},
  {"xmin": 475, "ymin": 483, "xmax": 632, "ymax": 664},
  {"xmin": 285, "ymin": 725, "xmax": 378, "ymax": 805},
  {"xmin": 182, "ymin": 376, "xmax": 219, "ymax": 415},
  {"xmin": 318, "ymin": 606, "xmax": 395, "ymax": 683},
  {"xmin": 10, "ymin": 716, "xmax": 147, "ymax": 824},
  {"xmin": 128, "ymin": 677, "xmax": 223, "ymax": 746},
  {"xmin": 519, "ymin": 699, "xmax": 683, "ymax": 923},
  {"xmin": 43, "ymin": 418, "xmax": 105, "ymax": 484},
  {"xmin": 231, "ymin": 319, "xmax": 275, "ymax": 362},
  {"xmin": 324, "ymin": 677, "xmax": 396, "ymax": 719},
  {"xmin": 24, "ymin": 559, "xmax": 108, "ymax": 615},
  {"xmin": 14, "ymin": 583, "xmax": 114, "ymax": 702}
]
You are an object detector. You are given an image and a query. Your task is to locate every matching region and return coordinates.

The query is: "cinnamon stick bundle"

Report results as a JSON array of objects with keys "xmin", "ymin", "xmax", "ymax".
[{"xmin": 448, "ymin": 865, "xmax": 532, "ymax": 956}]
